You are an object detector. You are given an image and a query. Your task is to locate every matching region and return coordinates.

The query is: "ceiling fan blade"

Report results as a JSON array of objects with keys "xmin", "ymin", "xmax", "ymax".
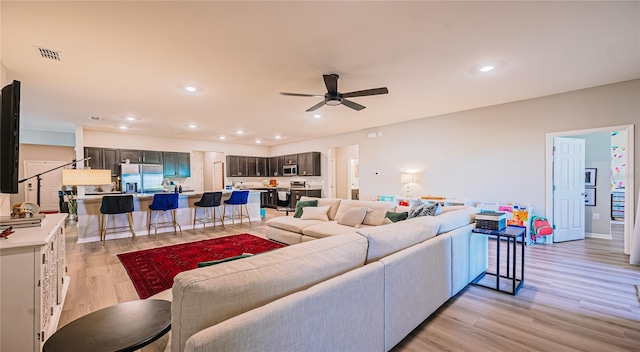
[
  {"xmin": 280, "ymin": 92, "xmax": 325, "ymax": 98},
  {"xmin": 306, "ymin": 100, "xmax": 328, "ymax": 112},
  {"xmin": 341, "ymin": 99, "xmax": 366, "ymax": 111},
  {"xmin": 323, "ymin": 74, "xmax": 339, "ymax": 94},
  {"xmin": 342, "ymin": 87, "xmax": 389, "ymax": 98}
]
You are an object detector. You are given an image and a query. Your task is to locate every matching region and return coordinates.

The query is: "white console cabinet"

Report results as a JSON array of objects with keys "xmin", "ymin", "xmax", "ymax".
[{"xmin": 0, "ymin": 214, "xmax": 69, "ymax": 352}]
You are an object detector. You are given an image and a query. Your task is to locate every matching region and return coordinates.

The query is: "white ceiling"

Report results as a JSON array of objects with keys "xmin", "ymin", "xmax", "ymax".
[{"xmin": 2, "ymin": 1, "xmax": 639, "ymax": 146}]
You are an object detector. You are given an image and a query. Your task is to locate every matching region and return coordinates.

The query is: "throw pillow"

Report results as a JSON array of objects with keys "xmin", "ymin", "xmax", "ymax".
[
  {"xmin": 423, "ymin": 202, "xmax": 443, "ymax": 216},
  {"xmin": 385, "ymin": 211, "xmax": 408, "ymax": 222},
  {"xmin": 338, "ymin": 207, "xmax": 369, "ymax": 227},
  {"xmin": 381, "ymin": 217, "xmax": 393, "ymax": 225},
  {"xmin": 410, "ymin": 202, "xmax": 442, "ymax": 218},
  {"xmin": 293, "ymin": 199, "xmax": 318, "ymax": 218},
  {"xmin": 300, "ymin": 205, "xmax": 330, "ymax": 221},
  {"xmin": 408, "ymin": 199, "xmax": 426, "ymax": 218}
]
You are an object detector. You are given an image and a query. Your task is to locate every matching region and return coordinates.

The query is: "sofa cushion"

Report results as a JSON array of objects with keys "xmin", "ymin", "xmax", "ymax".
[
  {"xmin": 335, "ymin": 200, "xmax": 396, "ymax": 226},
  {"xmin": 436, "ymin": 206, "xmax": 479, "ymax": 234},
  {"xmin": 171, "ymin": 233, "xmax": 369, "ymax": 352},
  {"xmin": 300, "ymin": 205, "xmax": 330, "ymax": 221},
  {"xmin": 293, "ymin": 199, "xmax": 318, "ymax": 218},
  {"xmin": 385, "ymin": 211, "xmax": 408, "ymax": 222},
  {"xmin": 302, "ymin": 222, "xmax": 360, "ymax": 239},
  {"xmin": 338, "ymin": 207, "xmax": 369, "ymax": 227},
  {"xmin": 300, "ymin": 197, "xmax": 341, "ymax": 220},
  {"xmin": 357, "ymin": 215, "xmax": 443, "ymax": 263},
  {"xmin": 266, "ymin": 216, "xmax": 324, "ymax": 234}
]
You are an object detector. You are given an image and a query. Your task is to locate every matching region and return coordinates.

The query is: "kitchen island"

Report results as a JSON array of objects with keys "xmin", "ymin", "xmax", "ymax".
[{"xmin": 74, "ymin": 190, "xmax": 262, "ymax": 243}]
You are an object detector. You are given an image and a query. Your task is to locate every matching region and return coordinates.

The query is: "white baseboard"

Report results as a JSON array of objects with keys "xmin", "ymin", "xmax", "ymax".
[{"xmin": 585, "ymin": 232, "xmax": 612, "ymax": 240}]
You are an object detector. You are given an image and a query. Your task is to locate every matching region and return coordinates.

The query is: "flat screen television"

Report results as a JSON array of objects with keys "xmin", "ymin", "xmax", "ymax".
[{"xmin": 0, "ymin": 80, "xmax": 21, "ymax": 194}]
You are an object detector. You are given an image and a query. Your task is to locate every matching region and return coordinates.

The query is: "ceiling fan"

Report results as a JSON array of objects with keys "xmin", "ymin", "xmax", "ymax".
[{"xmin": 280, "ymin": 74, "xmax": 389, "ymax": 112}]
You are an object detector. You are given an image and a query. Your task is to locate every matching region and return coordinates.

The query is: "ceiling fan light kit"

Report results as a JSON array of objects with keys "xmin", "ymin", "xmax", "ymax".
[{"xmin": 280, "ymin": 74, "xmax": 388, "ymax": 112}]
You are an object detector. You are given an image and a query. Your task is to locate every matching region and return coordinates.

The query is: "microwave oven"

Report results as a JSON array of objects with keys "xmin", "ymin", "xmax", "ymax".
[{"xmin": 283, "ymin": 165, "xmax": 297, "ymax": 176}]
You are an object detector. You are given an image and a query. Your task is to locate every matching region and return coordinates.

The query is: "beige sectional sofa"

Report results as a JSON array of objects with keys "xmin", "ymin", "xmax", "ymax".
[
  {"xmin": 168, "ymin": 197, "xmax": 487, "ymax": 352},
  {"xmin": 265, "ymin": 197, "xmax": 398, "ymax": 244}
]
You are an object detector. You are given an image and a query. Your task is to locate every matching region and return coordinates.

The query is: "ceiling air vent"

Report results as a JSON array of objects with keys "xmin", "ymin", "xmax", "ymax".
[
  {"xmin": 36, "ymin": 47, "xmax": 61, "ymax": 61},
  {"xmin": 89, "ymin": 116, "xmax": 102, "ymax": 121}
]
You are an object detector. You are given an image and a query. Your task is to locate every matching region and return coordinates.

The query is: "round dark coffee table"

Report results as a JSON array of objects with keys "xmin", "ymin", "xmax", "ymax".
[{"xmin": 43, "ymin": 299, "xmax": 171, "ymax": 352}]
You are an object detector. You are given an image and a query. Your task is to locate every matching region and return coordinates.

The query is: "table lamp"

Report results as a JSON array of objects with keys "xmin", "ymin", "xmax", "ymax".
[{"xmin": 401, "ymin": 173, "xmax": 415, "ymax": 198}]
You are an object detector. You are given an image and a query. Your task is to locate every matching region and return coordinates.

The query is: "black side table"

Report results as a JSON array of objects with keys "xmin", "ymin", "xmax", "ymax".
[
  {"xmin": 471, "ymin": 225, "xmax": 525, "ymax": 295},
  {"xmin": 43, "ymin": 299, "xmax": 171, "ymax": 352}
]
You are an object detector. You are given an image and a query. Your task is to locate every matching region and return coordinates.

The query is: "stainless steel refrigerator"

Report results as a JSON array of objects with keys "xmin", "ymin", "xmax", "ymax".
[{"xmin": 120, "ymin": 164, "xmax": 164, "ymax": 193}]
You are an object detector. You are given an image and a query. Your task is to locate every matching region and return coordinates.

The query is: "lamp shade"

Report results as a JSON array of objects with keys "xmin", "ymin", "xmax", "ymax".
[
  {"xmin": 400, "ymin": 173, "xmax": 415, "ymax": 184},
  {"xmin": 62, "ymin": 169, "xmax": 112, "ymax": 186}
]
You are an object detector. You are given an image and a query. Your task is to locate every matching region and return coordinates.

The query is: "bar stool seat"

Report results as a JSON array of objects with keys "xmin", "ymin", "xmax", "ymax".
[
  {"xmin": 148, "ymin": 193, "xmax": 182, "ymax": 237},
  {"xmin": 99, "ymin": 195, "xmax": 135, "ymax": 246},
  {"xmin": 193, "ymin": 192, "xmax": 224, "ymax": 231},
  {"xmin": 223, "ymin": 190, "xmax": 251, "ymax": 226}
]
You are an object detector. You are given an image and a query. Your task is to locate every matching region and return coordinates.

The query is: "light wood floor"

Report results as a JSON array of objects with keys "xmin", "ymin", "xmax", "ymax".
[{"xmin": 60, "ymin": 210, "xmax": 640, "ymax": 351}]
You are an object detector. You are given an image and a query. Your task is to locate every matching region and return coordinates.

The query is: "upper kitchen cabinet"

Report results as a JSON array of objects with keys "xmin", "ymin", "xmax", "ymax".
[
  {"xmin": 84, "ymin": 147, "xmax": 102, "ymax": 170},
  {"xmin": 283, "ymin": 154, "xmax": 298, "ymax": 165},
  {"xmin": 227, "ymin": 155, "xmax": 248, "ymax": 177},
  {"xmin": 269, "ymin": 156, "xmax": 284, "ymax": 177},
  {"xmin": 297, "ymin": 152, "xmax": 321, "ymax": 176},
  {"xmin": 102, "ymin": 149, "xmax": 120, "ymax": 176},
  {"xmin": 163, "ymin": 152, "xmax": 191, "ymax": 177},
  {"xmin": 247, "ymin": 157, "xmax": 268, "ymax": 177},
  {"xmin": 142, "ymin": 151, "xmax": 163, "ymax": 164},
  {"xmin": 119, "ymin": 149, "xmax": 142, "ymax": 163},
  {"xmin": 84, "ymin": 147, "xmax": 120, "ymax": 176}
]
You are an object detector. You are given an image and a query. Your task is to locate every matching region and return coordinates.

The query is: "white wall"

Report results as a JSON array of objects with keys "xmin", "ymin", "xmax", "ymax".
[{"xmin": 272, "ymin": 80, "xmax": 640, "ymax": 217}]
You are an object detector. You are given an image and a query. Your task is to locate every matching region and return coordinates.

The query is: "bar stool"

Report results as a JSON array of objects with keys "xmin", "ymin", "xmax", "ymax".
[
  {"xmin": 193, "ymin": 192, "xmax": 224, "ymax": 231},
  {"xmin": 148, "ymin": 193, "xmax": 182, "ymax": 237},
  {"xmin": 99, "ymin": 195, "xmax": 135, "ymax": 246},
  {"xmin": 223, "ymin": 190, "xmax": 251, "ymax": 226}
]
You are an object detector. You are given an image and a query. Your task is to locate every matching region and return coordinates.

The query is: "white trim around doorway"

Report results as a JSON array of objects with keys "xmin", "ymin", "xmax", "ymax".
[{"xmin": 545, "ymin": 124, "xmax": 635, "ymax": 254}]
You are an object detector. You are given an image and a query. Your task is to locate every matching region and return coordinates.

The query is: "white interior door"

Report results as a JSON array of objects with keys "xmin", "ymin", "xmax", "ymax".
[
  {"xmin": 553, "ymin": 137, "xmax": 586, "ymax": 242},
  {"xmin": 24, "ymin": 161, "xmax": 65, "ymax": 212},
  {"xmin": 213, "ymin": 161, "xmax": 224, "ymax": 190}
]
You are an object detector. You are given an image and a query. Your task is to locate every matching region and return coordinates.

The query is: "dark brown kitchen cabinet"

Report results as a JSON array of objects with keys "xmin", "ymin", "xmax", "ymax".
[
  {"xmin": 269, "ymin": 156, "xmax": 284, "ymax": 176},
  {"xmin": 227, "ymin": 156, "xmax": 248, "ymax": 177},
  {"xmin": 164, "ymin": 152, "xmax": 191, "ymax": 177},
  {"xmin": 283, "ymin": 154, "xmax": 298, "ymax": 165},
  {"xmin": 142, "ymin": 150, "xmax": 163, "ymax": 164},
  {"xmin": 102, "ymin": 148, "xmax": 120, "ymax": 176},
  {"xmin": 297, "ymin": 152, "xmax": 321, "ymax": 176},
  {"xmin": 119, "ymin": 149, "xmax": 142, "ymax": 163},
  {"xmin": 247, "ymin": 157, "xmax": 269, "ymax": 177},
  {"xmin": 84, "ymin": 147, "xmax": 119, "ymax": 176},
  {"xmin": 84, "ymin": 147, "xmax": 102, "ymax": 170}
]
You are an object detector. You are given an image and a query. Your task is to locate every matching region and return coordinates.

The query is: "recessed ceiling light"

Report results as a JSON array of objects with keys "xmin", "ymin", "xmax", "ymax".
[
  {"xmin": 274, "ymin": 135, "xmax": 282, "ymax": 139},
  {"xmin": 219, "ymin": 136, "xmax": 226, "ymax": 140},
  {"xmin": 119, "ymin": 126, "xmax": 128, "ymax": 130},
  {"xmin": 255, "ymin": 140, "xmax": 261, "ymax": 144},
  {"xmin": 479, "ymin": 65, "xmax": 494, "ymax": 72},
  {"xmin": 185, "ymin": 86, "xmax": 197, "ymax": 92},
  {"xmin": 125, "ymin": 116, "xmax": 136, "ymax": 121},
  {"xmin": 313, "ymin": 114, "xmax": 321, "ymax": 119},
  {"xmin": 188, "ymin": 124, "xmax": 197, "ymax": 128},
  {"xmin": 236, "ymin": 130, "xmax": 244, "ymax": 134}
]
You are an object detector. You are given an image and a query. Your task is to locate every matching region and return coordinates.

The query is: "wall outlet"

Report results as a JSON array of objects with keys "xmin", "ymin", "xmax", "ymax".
[{"xmin": 592, "ymin": 213, "xmax": 599, "ymax": 220}]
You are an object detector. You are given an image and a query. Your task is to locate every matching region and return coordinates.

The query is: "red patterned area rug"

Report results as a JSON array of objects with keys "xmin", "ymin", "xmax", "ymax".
[{"xmin": 117, "ymin": 234, "xmax": 284, "ymax": 299}]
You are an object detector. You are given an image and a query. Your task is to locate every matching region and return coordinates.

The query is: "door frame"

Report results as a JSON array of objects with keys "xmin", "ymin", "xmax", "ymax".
[{"xmin": 545, "ymin": 124, "xmax": 635, "ymax": 253}]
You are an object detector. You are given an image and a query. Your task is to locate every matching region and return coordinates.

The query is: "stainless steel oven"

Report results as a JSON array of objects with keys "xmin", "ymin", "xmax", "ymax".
[{"xmin": 283, "ymin": 164, "xmax": 297, "ymax": 176}]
